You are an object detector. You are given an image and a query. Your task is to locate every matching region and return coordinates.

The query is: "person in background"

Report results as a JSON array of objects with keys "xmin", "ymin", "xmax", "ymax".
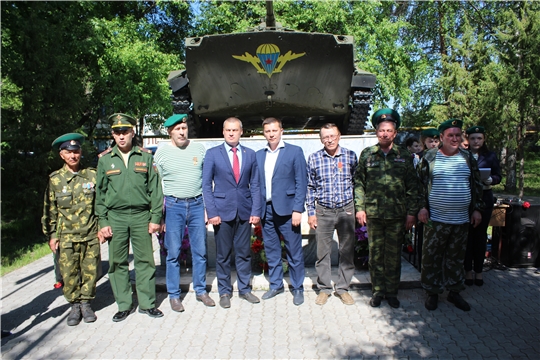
[
  {"xmin": 460, "ymin": 134, "xmax": 469, "ymax": 150},
  {"xmin": 405, "ymin": 137, "xmax": 422, "ymax": 168},
  {"xmin": 420, "ymin": 128, "xmax": 440, "ymax": 155},
  {"xmin": 464, "ymin": 126, "xmax": 502, "ymax": 286},
  {"xmin": 42, "ymin": 133, "xmax": 103, "ymax": 326}
]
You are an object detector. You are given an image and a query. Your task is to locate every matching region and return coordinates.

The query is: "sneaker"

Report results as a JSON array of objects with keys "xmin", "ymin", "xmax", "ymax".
[
  {"xmin": 369, "ymin": 295, "xmax": 383, "ymax": 307},
  {"xmin": 315, "ymin": 292, "xmax": 330, "ymax": 305},
  {"xmin": 67, "ymin": 303, "xmax": 82, "ymax": 326},
  {"xmin": 80, "ymin": 303, "xmax": 97, "ymax": 323},
  {"xmin": 425, "ymin": 294, "xmax": 438, "ymax": 311},
  {"xmin": 335, "ymin": 292, "xmax": 355, "ymax": 305},
  {"xmin": 447, "ymin": 291, "xmax": 471, "ymax": 311}
]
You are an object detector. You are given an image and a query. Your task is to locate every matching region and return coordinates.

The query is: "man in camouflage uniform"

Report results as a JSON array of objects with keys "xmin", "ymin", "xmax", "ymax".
[
  {"xmin": 96, "ymin": 113, "xmax": 164, "ymax": 322},
  {"xmin": 417, "ymin": 119, "xmax": 484, "ymax": 312},
  {"xmin": 354, "ymin": 109, "xmax": 419, "ymax": 309},
  {"xmin": 42, "ymin": 133, "xmax": 104, "ymax": 326}
]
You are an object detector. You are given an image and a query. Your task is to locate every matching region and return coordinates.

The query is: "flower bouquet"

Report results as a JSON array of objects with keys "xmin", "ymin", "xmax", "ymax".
[
  {"xmin": 355, "ymin": 225, "xmax": 369, "ymax": 269},
  {"xmin": 251, "ymin": 224, "xmax": 288, "ymax": 274}
]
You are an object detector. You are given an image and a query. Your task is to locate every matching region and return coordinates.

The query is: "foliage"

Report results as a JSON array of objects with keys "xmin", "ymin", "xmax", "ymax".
[{"xmin": 250, "ymin": 225, "xmax": 288, "ymax": 274}]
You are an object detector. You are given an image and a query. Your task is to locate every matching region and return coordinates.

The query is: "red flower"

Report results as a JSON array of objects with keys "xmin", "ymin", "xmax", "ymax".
[
  {"xmin": 251, "ymin": 239, "xmax": 264, "ymax": 253},
  {"xmin": 523, "ymin": 201, "xmax": 531, "ymax": 209},
  {"xmin": 254, "ymin": 225, "xmax": 263, "ymax": 238},
  {"xmin": 407, "ymin": 245, "xmax": 414, "ymax": 253}
]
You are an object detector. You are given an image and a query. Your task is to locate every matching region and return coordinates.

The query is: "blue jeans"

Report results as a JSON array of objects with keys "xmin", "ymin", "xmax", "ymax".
[{"xmin": 164, "ymin": 195, "xmax": 207, "ymax": 297}]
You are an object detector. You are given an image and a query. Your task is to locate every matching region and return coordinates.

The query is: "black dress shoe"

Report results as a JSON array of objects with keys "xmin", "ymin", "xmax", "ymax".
[
  {"xmin": 112, "ymin": 308, "xmax": 134, "ymax": 322},
  {"xmin": 292, "ymin": 289, "xmax": 304, "ymax": 306},
  {"xmin": 386, "ymin": 297, "xmax": 400, "ymax": 309},
  {"xmin": 239, "ymin": 292, "xmax": 260, "ymax": 304},
  {"xmin": 262, "ymin": 287, "xmax": 284, "ymax": 300},
  {"xmin": 425, "ymin": 294, "xmax": 438, "ymax": 311},
  {"xmin": 475, "ymin": 279, "xmax": 484, "ymax": 286},
  {"xmin": 447, "ymin": 291, "xmax": 471, "ymax": 312},
  {"xmin": 369, "ymin": 295, "xmax": 382, "ymax": 307},
  {"xmin": 219, "ymin": 294, "xmax": 231, "ymax": 309},
  {"xmin": 138, "ymin": 307, "xmax": 164, "ymax": 318},
  {"xmin": 465, "ymin": 279, "xmax": 474, "ymax": 286}
]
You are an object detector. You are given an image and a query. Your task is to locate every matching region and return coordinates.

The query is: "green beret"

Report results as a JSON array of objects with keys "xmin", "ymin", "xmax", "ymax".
[
  {"xmin": 371, "ymin": 108, "xmax": 401, "ymax": 129},
  {"xmin": 438, "ymin": 118, "xmax": 463, "ymax": 133},
  {"xmin": 466, "ymin": 125, "xmax": 485, "ymax": 135},
  {"xmin": 164, "ymin": 114, "xmax": 188, "ymax": 128},
  {"xmin": 421, "ymin": 128, "xmax": 440, "ymax": 138},
  {"xmin": 51, "ymin": 133, "xmax": 85, "ymax": 151},
  {"xmin": 108, "ymin": 113, "xmax": 136, "ymax": 131}
]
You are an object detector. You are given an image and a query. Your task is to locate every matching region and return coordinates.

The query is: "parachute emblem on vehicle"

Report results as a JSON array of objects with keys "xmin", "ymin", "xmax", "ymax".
[{"xmin": 232, "ymin": 43, "xmax": 305, "ymax": 78}]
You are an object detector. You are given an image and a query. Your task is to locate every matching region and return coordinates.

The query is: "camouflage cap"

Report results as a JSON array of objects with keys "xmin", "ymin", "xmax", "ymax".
[
  {"xmin": 51, "ymin": 133, "xmax": 85, "ymax": 151},
  {"xmin": 371, "ymin": 108, "xmax": 401, "ymax": 129},
  {"xmin": 164, "ymin": 114, "xmax": 188, "ymax": 128},
  {"xmin": 108, "ymin": 113, "xmax": 136, "ymax": 131},
  {"xmin": 438, "ymin": 118, "xmax": 463, "ymax": 133},
  {"xmin": 466, "ymin": 125, "xmax": 485, "ymax": 135},
  {"xmin": 421, "ymin": 128, "xmax": 440, "ymax": 138}
]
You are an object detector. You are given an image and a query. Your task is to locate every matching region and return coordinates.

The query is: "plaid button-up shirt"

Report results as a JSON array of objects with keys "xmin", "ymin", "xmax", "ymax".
[{"xmin": 306, "ymin": 146, "xmax": 358, "ymax": 216}]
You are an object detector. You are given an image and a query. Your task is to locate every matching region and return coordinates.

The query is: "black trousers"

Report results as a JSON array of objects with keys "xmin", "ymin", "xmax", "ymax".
[{"xmin": 464, "ymin": 190, "xmax": 494, "ymax": 273}]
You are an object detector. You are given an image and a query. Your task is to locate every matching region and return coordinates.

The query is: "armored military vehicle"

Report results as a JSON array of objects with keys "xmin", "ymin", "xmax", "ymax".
[{"xmin": 167, "ymin": 1, "xmax": 376, "ymax": 138}]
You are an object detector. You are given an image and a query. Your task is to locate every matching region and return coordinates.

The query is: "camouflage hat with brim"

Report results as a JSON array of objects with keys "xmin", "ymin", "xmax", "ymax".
[
  {"xmin": 438, "ymin": 118, "xmax": 463, "ymax": 133},
  {"xmin": 108, "ymin": 113, "xmax": 137, "ymax": 131},
  {"xmin": 466, "ymin": 125, "xmax": 485, "ymax": 135},
  {"xmin": 371, "ymin": 108, "xmax": 401, "ymax": 129},
  {"xmin": 52, "ymin": 133, "xmax": 85, "ymax": 151},
  {"xmin": 164, "ymin": 114, "xmax": 188, "ymax": 128},
  {"xmin": 421, "ymin": 128, "xmax": 440, "ymax": 138}
]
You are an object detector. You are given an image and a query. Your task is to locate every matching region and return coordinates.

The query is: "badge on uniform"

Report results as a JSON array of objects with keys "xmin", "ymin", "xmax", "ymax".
[
  {"xmin": 111, "ymin": 164, "xmax": 115, "ymax": 169},
  {"xmin": 62, "ymin": 186, "xmax": 67, "ymax": 193},
  {"xmin": 394, "ymin": 158, "xmax": 405, "ymax": 163},
  {"xmin": 193, "ymin": 157, "xmax": 198, "ymax": 166},
  {"xmin": 135, "ymin": 162, "xmax": 147, "ymax": 167},
  {"xmin": 337, "ymin": 161, "xmax": 343, "ymax": 172}
]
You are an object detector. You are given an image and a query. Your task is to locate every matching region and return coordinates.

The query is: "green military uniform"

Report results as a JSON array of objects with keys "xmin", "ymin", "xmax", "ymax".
[
  {"xmin": 95, "ymin": 114, "xmax": 163, "ymax": 312},
  {"xmin": 42, "ymin": 136, "xmax": 100, "ymax": 305},
  {"xmin": 354, "ymin": 109, "xmax": 420, "ymax": 299}
]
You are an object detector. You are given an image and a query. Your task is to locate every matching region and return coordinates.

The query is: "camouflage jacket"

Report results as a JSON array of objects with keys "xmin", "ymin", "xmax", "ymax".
[
  {"xmin": 95, "ymin": 145, "xmax": 163, "ymax": 229},
  {"xmin": 354, "ymin": 143, "xmax": 421, "ymax": 219},
  {"xmin": 417, "ymin": 147, "xmax": 485, "ymax": 214},
  {"xmin": 42, "ymin": 165, "xmax": 98, "ymax": 242}
]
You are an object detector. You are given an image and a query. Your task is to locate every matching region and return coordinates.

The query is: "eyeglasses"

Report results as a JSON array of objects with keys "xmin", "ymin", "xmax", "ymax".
[{"xmin": 321, "ymin": 134, "xmax": 339, "ymax": 142}]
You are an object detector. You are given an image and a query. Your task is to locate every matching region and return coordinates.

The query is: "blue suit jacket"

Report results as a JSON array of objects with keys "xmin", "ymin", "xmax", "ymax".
[
  {"xmin": 256, "ymin": 142, "xmax": 307, "ymax": 218},
  {"xmin": 202, "ymin": 143, "xmax": 262, "ymax": 222}
]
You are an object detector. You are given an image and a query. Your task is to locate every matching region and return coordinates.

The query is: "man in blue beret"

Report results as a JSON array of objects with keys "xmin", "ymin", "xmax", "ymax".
[
  {"xmin": 154, "ymin": 113, "xmax": 216, "ymax": 311},
  {"xmin": 417, "ymin": 119, "xmax": 484, "ymax": 312},
  {"xmin": 96, "ymin": 113, "xmax": 164, "ymax": 321},
  {"xmin": 42, "ymin": 133, "xmax": 104, "ymax": 326},
  {"xmin": 355, "ymin": 109, "xmax": 420, "ymax": 309}
]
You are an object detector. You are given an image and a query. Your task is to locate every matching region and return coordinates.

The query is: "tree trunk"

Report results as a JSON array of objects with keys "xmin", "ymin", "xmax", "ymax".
[{"xmin": 505, "ymin": 145, "xmax": 517, "ymax": 193}]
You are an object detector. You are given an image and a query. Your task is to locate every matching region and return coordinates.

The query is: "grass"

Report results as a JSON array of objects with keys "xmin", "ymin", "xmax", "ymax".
[
  {"xmin": 1, "ymin": 217, "xmax": 50, "ymax": 276},
  {"xmin": 492, "ymin": 150, "xmax": 540, "ymax": 197}
]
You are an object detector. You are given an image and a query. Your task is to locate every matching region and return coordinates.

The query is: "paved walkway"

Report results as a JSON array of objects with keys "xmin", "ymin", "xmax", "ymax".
[{"xmin": 1, "ymin": 240, "xmax": 539, "ymax": 359}]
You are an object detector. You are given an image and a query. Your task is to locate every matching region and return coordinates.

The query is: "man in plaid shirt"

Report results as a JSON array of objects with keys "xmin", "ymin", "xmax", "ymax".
[{"xmin": 307, "ymin": 123, "xmax": 358, "ymax": 306}]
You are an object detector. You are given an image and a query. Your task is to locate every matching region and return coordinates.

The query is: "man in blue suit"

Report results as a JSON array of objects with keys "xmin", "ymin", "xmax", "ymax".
[
  {"xmin": 202, "ymin": 117, "xmax": 262, "ymax": 309},
  {"xmin": 256, "ymin": 117, "xmax": 307, "ymax": 306}
]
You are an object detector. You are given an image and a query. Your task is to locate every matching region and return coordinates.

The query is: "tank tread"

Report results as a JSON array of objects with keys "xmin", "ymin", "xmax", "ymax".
[{"xmin": 346, "ymin": 89, "xmax": 373, "ymax": 135}]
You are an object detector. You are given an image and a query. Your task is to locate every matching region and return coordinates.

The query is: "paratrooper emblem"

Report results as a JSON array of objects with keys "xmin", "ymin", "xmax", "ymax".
[{"xmin": 232, "ymin": 44, "xmax": 305, "ymax": 78}]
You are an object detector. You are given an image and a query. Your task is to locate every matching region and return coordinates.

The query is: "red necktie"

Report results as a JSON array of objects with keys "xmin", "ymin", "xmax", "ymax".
[{"xmin": 232, "ymin": 147, "xmax": 240, "ymax": 183}]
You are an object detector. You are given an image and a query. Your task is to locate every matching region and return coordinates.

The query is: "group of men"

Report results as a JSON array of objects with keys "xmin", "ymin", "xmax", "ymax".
[{"xmin": 42, "ymin": 108, "xmax": 483, "ymax": 326}]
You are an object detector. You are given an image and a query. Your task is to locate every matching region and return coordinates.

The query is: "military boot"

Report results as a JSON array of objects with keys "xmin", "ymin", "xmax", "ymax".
[
  {"xmin": 80, "ymin": 302, "xmax": 97, "ymax": 323},
  {"xmin": 67, "ymin": 303, "xmax": 82, "ymax": 326}
]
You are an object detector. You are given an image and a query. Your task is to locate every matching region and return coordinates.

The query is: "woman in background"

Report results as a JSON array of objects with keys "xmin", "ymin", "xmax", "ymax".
[{"xmin": 464, "ymin": 126, "xmax": 502, "ymax": 286}]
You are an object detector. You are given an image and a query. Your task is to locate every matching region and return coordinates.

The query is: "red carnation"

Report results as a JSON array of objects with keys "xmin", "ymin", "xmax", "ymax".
[
  {"xmin": 251, "ymin": 239, "xmax": 264, "ymax": 253},
  {"xmin": 254, "ymin": 225, "xmax": 263, "ymax": 238},
  {"xmin": 523, "ymin": 201, "xmax": 531, "ymax": 209}
]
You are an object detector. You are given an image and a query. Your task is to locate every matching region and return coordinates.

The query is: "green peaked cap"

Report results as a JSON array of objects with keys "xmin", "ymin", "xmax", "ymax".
[
  {"xmin": 371, "ymin": 108, "xmax": 401, "ymax": 129},
  {"xmin": 51, "ymin": 133, "xmax": 85, "ymax": 151}
]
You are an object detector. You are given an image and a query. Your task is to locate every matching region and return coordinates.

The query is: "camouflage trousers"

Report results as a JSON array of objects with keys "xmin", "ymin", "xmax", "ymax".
[
  {"xmin": 59, "ymin": 238, "xmax": 100, "ymax": 303},
  {"xmin": 421, "ymin": 221, "xmax": 469, "ymax": 295},
  {"xmin": 367, "ymin": 218, "xmax": 405, "ymax": 298}
]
